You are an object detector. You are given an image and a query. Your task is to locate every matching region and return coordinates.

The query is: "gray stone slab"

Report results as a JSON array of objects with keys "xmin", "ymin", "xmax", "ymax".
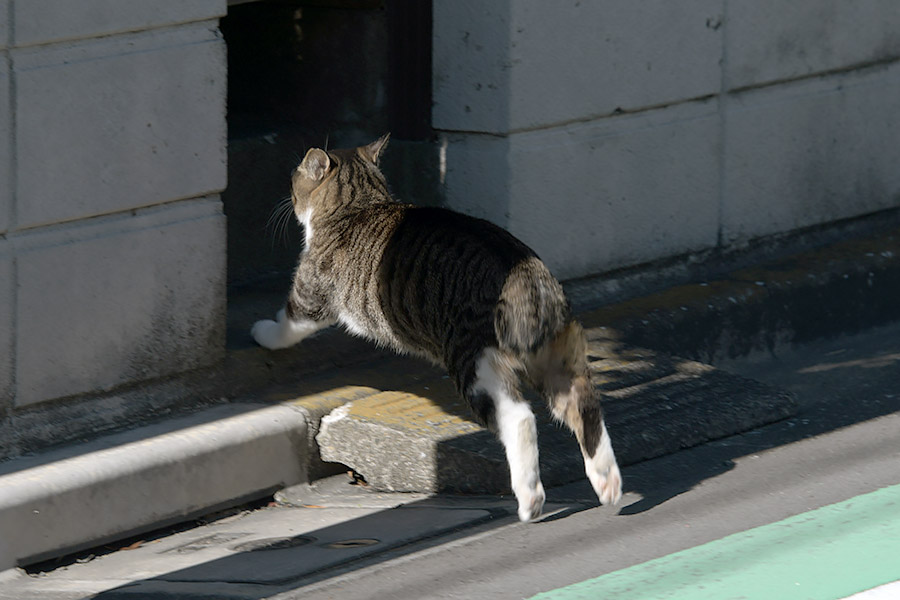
[
  {"xmin": 441, "ymin": 100, "xmax": 722, "ymax": 281},
  {"xmin": 0, "ymin": 56, "xmax": 9, "ymax": 234},
  {"xmin": 318, "ymin": 392, "xmax": 480, "ymax": 493},
  {"xmin": 727, "ymin": 0, "xmax": 900, "ymax": 90},
  {"xmin": 316, "ymin": 339, "xmax": 797, "ymax": 495},
  {"xmin": 722, "ymin": 64, "xmax": 900, "ymax": 245},
  {"xmin": 13, "ymin": 25, "xmax": 226, "ymax": 228},
  {"xmin": 0, "ymin": 245, "xmax": 11, "ymax": 415},
  {"xmin": 0, "ymin": 2, "xmax": 8, "ymax": 49},
  {"xmin": 12, "ymin": 0, "xmax": 225, "ymax": 48},
  {"xmin": 433, "ymin": 0, "xmax": 722, "ymax": 133},
  {"xmin": 505, "ymin": 101, "xmax": 721, "ymax": 280},
  {"xmin": 14, "ymin": 200, "xmax": 225, "ymax": 406}
]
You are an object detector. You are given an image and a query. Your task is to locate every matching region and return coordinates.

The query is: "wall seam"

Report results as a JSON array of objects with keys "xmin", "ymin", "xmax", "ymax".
[
  {"xmin": 715, "ymin": 0, "xmax": 730, "ymax": 249},
  {"xmin": 435, "ymin": 93, "xmax": 720, "ymax": 138},
  {"xmin": 6, "ymin": 0, "xmax": 17, "ymax": 447},
  {"xmin": 11, "ymin": 194, "xmax": 225, "ymax": 237},
  {"xmin": 9, "ymin": 16, "xmax": 227, "ymax": 52},
  {"xmin": 727, "ymin": 55, "xmax": 900, "ymax": 97},
  {"xmin": 7, "ymin": 0, "xmax": 16, "ymax": 231}
]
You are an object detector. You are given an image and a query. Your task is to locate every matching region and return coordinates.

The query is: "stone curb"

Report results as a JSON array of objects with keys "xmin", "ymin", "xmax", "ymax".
[
  {"xmin": 0, "ymin": 385, "xmax": 392, "ymax": 572},
  {"xmin": 282, "ymin": 386, "xmax": 382, "ymax": 481},
  {"xmin": 0, "ymin": 404, "xmax": 309, "ymax": 572}
]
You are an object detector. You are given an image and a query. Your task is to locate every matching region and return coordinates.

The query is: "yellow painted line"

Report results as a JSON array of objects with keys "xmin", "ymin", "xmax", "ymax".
[
  {"xmin": 341, "ymin": 391, "xmax": 482, "ymax": 437},
  {"xmin": 284, "ymin": 385, "xmax": 380, "ymax": 414}
]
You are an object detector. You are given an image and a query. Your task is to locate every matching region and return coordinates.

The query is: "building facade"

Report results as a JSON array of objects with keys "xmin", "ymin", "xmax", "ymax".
[{"xmin": 2, "ymin": 0, "xmax": 899, "ymax": 458}]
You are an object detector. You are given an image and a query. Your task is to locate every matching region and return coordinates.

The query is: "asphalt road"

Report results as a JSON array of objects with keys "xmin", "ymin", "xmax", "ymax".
[{"xmin": 279, "ymin": 321, "xmax": 900, "ymax": 600}]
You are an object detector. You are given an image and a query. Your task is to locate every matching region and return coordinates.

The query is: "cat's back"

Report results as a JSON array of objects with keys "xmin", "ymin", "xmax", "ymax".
[
  {"xmin": 376, "ymin": 205, "xmax": 568, "ymax": 360},
  {"xmin": 387, "ymin": 206, "xmax": 532, "ymax": 267}
]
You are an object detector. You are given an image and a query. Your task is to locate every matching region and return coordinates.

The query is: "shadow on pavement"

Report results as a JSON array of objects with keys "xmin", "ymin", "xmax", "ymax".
[
  {"xmin": 89, "ymin": 496, "xmax": 512, "ymax": 599},
  {"xmin": 24, "ymin": 322, "xmax": 900, "ymax": 599},
  {"xmin": 619, "ymin": 321, "xmax": 900, "ymax": 514}
]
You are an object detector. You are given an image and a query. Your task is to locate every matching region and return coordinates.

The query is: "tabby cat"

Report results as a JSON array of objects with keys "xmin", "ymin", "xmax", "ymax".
[{"xmin": 252, "ymin": 135, "xmax": 622, "ymax": 521}]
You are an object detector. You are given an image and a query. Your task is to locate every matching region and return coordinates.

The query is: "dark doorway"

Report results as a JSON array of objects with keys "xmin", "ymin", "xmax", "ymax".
[{"xmin": 220, "ymin": 0, "xmax": 435, "ymax": 290}]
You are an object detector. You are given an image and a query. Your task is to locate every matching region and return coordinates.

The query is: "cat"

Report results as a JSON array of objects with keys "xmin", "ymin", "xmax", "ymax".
[{"xmin": 251, "ymin": 134, "xmax": 622, "ymax": 522}]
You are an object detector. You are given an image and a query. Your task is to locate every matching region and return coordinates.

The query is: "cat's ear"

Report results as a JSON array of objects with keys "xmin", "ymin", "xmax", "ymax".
[
  {"xmin": 298, "ymin": 148, "xmax": 331, "ymax": 181},
  {"xmin": 360, "ymin": 133, "xmax": 390, "ymax": 165}
]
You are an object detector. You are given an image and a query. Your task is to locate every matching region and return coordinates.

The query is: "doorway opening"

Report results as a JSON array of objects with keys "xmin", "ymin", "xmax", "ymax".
[{"xmin": 220, "ymin": 0, "xmax": 435, "ymax": 347}]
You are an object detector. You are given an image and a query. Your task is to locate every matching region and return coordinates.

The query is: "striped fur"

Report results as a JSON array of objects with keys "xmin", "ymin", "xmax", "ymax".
[{"xmin": 251, "ymin": 135, "xmax": 622, "ymax": 520}]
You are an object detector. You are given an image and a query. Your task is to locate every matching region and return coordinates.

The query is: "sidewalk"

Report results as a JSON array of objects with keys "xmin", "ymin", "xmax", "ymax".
[{"xmin": 1, "ymin": 224, "xmax": 898, "ymax": 577}]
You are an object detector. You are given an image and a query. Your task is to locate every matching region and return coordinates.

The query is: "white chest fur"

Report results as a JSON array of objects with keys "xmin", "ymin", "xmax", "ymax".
[{"xmin": 298, "ymin": 207, "xmax": 313, "ymax": 251}]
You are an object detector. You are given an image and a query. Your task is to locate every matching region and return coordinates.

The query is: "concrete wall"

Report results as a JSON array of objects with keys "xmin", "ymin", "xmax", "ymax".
[
  {"xmin": 1, "ymin": 1, "xmax": 227, "ymax": 456},
  {"xmin": 434, "ymin": 1, "xmax": 900, "ymax": 280},
  {"xmin": 4, "ymin": 1, "xmax": 899, "ymax": 456}
]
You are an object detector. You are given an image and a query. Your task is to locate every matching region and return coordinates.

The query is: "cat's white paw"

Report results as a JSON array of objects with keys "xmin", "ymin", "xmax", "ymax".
[
  {"xmin": 252, "ymin": 314, "xmax": 324, "ymax": 350},
  {"xmin": 516, "ymin": 481, "xmax": 546, "ymax": 523},
  {"xmin": 584, "ymin": 425, "xmax": 622, "ymax": 506},
  {"xmin": 251, "ymin": 319, "xmax": 283, "ymax": 350},
  {"xmin": 587, "ymin": 460, "xmax": 622, "ymax": 506}
]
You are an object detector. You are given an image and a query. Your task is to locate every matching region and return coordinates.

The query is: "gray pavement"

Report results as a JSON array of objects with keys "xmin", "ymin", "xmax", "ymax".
[
  {"xmin": 2, "ymin": 320, "xmax": 898, "ymax": 599},
  {"xmin": 1, "ymin": 225, "xmax": 899, "ymax": 596}
]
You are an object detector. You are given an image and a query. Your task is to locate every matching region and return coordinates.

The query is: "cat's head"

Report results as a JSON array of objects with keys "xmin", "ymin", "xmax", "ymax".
[{"xmin": 291, "ymin": 134, "xmax": 391, "ymax": 219}]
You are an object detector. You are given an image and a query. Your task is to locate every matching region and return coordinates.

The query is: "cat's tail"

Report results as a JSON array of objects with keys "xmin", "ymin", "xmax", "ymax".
[{"xmin": 494, "ymin": 256, "xmax": 570, "ymax": 357}]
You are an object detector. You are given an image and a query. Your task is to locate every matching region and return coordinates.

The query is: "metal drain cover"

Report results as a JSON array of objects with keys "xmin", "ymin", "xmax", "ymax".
[
  {"xmin": 231, "ymin": 535, "xmax": 315, "ymax": 552},
  {"xmin": 324, "ymin": 538, "xmax": 380, "ymax": 549}
]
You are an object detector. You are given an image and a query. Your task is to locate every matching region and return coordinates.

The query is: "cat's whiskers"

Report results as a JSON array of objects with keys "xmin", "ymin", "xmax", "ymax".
[
  {"xmin": 276, "ymin": 200, "xmax": 296, "ymax": 247},
  {"xmin": 265, "ymin": 196, "xmax": 296, "ymax": 249},
  {"xmin": 264, "ymin": 196, "xmax": 290, "ymax": 233}
]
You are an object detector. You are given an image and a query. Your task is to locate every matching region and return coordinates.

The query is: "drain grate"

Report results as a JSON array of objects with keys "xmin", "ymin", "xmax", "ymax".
[
  {"xmin": 231, "ymin": 535, "xmax": 316, "ymax": 552},
  {"xmin": 324, "ymin": 538, "xmax": 380, "ymax": 549}
]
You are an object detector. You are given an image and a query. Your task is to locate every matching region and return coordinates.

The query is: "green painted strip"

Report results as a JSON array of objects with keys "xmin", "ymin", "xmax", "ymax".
[{"xmin": 532, "ymin": 484, "xmax": 900, "ymax": 600}]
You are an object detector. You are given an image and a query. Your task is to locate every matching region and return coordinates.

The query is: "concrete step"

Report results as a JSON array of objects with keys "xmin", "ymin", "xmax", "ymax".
[
  {"xmin": 316, "ymin": 334, "xmax": 797, "ymax": 494},
  {"xmin": 0, "ymin": 388, "xmax": 377, "ymax": 572}
]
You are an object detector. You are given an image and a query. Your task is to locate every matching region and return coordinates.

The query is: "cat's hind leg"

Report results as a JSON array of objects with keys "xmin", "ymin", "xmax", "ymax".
[
  {"xmin": 467, "ymin": 347, "xmax": 545, "ymax": 523},
  {"xmin": 537, "ymin": 322, "xmax": 622, "ymax": 506}
]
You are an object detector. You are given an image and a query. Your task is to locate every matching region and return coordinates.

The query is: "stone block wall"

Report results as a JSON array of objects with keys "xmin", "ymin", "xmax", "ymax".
[
  {"xmin": 1, "ymin": 1, "xmax": 227, "ymax": 456},
  {"xmin": 4, "ymin": 0, "xmax": 899, "ymax": 456},
  {"xmin": 434, "ymin": 1, "xmax": 900, "ymax": 280}
]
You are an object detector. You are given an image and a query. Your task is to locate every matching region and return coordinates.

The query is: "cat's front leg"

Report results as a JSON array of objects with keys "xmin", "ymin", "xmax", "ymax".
[
  {"xmin": 252, "ymin": 265, "xmax": 334, "ymax": 350},
  {"xmin": 251, "ymin": 308, "xmax": 328, "ymax": 350}
]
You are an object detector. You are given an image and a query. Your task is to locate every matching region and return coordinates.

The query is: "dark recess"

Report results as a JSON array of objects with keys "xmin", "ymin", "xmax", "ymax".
[{"xmin": 220, "ymin": 0, "xmax": 434, "ymax": 289}]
